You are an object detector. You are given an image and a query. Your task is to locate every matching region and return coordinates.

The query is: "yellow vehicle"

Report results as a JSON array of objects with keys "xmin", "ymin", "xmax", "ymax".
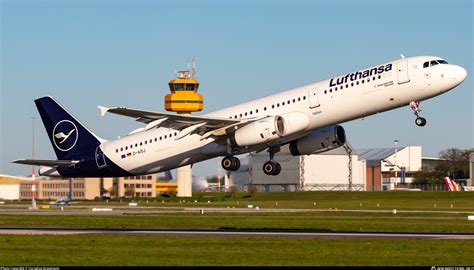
[
  {"xmin": 156, "ymin": 182, "xmax": 178, "ymax": 194},
  {"xmin": 164, "ymin": 70, "xmax": 203, "ymax": 112}
]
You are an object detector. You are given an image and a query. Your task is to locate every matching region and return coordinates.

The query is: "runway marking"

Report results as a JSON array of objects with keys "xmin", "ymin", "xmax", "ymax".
[{"xmin": 0, "ymin": 227, "xmax": 473, "ymax": 240}]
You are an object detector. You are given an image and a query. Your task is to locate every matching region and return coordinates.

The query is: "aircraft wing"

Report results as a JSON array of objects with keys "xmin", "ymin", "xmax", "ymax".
[
  {"xmin": 11, "ymin": 159, "xmax": 79, "ymax": 167},
  {"xmin": 98, "ymin": 106, "xmax": 257, "ymax": 139}
]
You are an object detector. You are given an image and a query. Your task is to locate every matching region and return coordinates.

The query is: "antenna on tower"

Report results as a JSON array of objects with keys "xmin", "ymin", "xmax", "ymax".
[{"xmin": 191, "ymin": 57, "xmax": 196, "ymax": 80}]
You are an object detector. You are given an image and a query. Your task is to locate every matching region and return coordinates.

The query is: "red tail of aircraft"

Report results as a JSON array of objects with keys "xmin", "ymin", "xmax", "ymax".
[{"xmin": 444, "ymin": 177, "xmax": 461, "ymax": 191}]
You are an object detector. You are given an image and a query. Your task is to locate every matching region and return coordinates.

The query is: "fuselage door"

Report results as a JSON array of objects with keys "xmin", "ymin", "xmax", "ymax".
[
  {"xmin": 308, "ymin": 88, "xmax": 320, "ymax": 108},
  {"xmin": 95, "ymin": 146, "xmax": 107, "ymax": 169},
  {"xmin": 397, "ymin": 60, "xmax": 410, "ymax": 84}
]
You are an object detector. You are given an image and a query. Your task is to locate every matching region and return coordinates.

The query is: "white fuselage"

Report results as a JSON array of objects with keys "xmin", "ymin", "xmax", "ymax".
[{"xmin": 100, "ymin": 56, "xmax": 467, "ymax": 175}]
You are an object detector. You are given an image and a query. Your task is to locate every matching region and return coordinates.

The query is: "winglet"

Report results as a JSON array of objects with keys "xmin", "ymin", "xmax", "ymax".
[{"xmin": 98, "ymin": 106, "xmax": 110, "ymax": 117}]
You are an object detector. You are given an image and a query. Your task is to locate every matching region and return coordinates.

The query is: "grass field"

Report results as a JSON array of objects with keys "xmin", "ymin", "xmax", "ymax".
[
  {"xmin": 0, "ymin": 212, "xmax": 473, "ymax": 233},
  {"xmin": 0, "ymin": 235, "xmax": 473, "ymax": 266},
  {"xmin": 1, "ymin": 191, "xmax": 473, "ymax": 266}
]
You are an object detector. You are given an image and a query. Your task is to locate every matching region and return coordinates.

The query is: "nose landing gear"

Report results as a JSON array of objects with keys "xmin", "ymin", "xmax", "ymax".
[{"xmin": 410, "ymin": 101, "xmax": 427, "ymax": 127}]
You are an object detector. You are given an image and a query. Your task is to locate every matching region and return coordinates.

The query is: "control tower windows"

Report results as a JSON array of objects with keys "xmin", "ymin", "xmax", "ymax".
[
  {"xmin": 185, "ymin": 84, "xmax": 196, "ymax": 91},
  {"xmin": 174, "ymin": 84, "xmax": 185, "ymax": 90}
]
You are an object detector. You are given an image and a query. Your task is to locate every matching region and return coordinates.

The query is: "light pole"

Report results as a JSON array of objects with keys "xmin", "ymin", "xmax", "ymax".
[
  {"xmin": 30, "ymin": 116, "xmax": 37, "ymax": 209},
  {"xmin": 394, "ymin": 140, "xmax": 398, "ymax": 189}
]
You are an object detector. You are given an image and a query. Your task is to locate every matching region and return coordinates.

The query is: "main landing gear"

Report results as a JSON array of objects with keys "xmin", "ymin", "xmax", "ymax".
[
  {"xmin": 263, "ymin": 146, "xmax": 281, "ymax": 176},
  {"xmin": 410, "ymin": 101, "xmax": 427, "ymax": 127},
  {"xmin": 221, "ymin": 146, "xmax": 283, "ymax": 176},
  {"xmin": 221, "ymin": 156, "xmax": 240, "ymax": 171}
]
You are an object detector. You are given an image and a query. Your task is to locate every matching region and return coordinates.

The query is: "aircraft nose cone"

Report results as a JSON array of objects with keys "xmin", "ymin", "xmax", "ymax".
[{"xmin": 452, "ymin": 65, "xmax": 467, "ymax": 82}]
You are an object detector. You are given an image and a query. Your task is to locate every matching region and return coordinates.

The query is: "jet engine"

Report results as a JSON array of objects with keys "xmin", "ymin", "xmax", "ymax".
[
  {"xmin": 231, "ymin": 112, "xmax": 309, "ymax": 147},
  {"xmin": 289, "ymin": 125, "xmax": 346, "ymax": 156}
]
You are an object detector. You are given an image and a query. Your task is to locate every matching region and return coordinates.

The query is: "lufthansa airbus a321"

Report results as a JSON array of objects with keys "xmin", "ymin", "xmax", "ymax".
[{"xmin": 13, "ymin": 55, "xmax": 467, "ymax": 177}]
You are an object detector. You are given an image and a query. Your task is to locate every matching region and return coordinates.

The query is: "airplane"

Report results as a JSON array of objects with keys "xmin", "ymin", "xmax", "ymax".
[
  {"xmin": 50, "ymin": 192, "xmax": 74, "ymax": 206},
  {"xmin": 13, "ymin": 55, "xmax": 467, "ymax": 177}
]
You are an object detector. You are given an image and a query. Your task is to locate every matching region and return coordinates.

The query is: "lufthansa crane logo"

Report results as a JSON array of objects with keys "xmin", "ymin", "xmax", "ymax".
[{"xmin": 52, "ymin": 120, "xmax": 78, "ymax": 152}]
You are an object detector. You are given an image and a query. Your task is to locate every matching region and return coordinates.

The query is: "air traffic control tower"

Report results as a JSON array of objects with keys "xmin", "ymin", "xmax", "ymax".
[{"xmin": 164, "ymin": 60, "xmax": 203, "ymax": 197}]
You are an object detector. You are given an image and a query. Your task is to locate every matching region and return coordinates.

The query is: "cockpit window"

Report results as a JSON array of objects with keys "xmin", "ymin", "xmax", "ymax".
[{"xmin": 423, "ymin": 59, "xmax": 449, "ymax": 68}]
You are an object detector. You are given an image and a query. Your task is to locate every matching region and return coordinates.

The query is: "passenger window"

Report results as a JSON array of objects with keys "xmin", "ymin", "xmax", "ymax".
[
  {"xmin": 264, "ymin": 107, "xmax": 267, "ymax": 111},
  {"xmin": 298, "ymin": 97, "xmax": 301, "ymax": 101},
  {"xmin": 303, "ymin": 96, "xmax": 306, "ymax": 100}
]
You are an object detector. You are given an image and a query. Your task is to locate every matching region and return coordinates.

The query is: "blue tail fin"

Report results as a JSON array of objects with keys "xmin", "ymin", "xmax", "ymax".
[{"xmin": 35, "ymin": 96, "xmax": 103, "ymax": 160}]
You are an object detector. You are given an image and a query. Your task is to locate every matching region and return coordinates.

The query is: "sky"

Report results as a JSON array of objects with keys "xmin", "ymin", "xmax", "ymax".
[{"xmin": 1, "ymin": 0, "xmax": 473, "ymax": 178}]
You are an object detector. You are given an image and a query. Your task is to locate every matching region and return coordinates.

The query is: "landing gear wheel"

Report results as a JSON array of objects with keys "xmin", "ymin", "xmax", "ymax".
[
  {"xmin": 415, "ymin": 117, "xmax": 426, "ymax": 127},
  {"xmin": 263, "ymin": 161, "xmax": 281, "ymax": 176},
  {"xmin": 221, "ymin": 156, "xmax": 240, "ymax": 171}
]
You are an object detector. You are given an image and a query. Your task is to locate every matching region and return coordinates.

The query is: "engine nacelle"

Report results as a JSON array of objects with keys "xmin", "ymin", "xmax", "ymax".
[
  {"xmin": 289, "ymin": 125, "xmax": 346, "ymax": 156},
  {"xmin": 232, "ymin": 116, "xmax": 284, "ymax": 147},
  {"xmin": 231, "ymin": 112, "xmax": 310, "ymax": 147}
]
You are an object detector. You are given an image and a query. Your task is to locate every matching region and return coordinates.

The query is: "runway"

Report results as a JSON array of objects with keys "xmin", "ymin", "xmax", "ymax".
[{"xmin": 0, "ymin": 227, "xmax": 473, "ymax": 239}]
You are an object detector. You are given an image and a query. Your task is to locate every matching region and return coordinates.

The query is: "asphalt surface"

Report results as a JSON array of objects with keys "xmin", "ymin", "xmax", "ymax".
[{"xmin": 0, "ymin": 227, "xmax": 473, "ymax": 239}]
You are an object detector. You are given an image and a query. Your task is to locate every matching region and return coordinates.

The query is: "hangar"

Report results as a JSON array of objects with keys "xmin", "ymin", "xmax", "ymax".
[
  {"xmin": 228, "ymin": 145, "xmax": 429, "ymax": 192},
  {"xmin": 228, "ymin": 143, "xmax": 366, "ymax": 192}
]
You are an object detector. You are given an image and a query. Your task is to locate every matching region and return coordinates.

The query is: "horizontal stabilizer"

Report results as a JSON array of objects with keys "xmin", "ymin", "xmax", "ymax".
[{"xmin": 11, "ymin": 159, "xmax": 79, "ymax": 167}]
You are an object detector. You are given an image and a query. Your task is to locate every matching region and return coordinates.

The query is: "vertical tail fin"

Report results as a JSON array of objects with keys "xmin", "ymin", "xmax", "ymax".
[{"xmin": 35, "ymin": 96, "xmax": 104, "ymax": 160}]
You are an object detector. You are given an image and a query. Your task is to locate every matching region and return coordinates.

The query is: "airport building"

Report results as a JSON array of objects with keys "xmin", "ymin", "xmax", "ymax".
[
  {"xmin": 228, "ymin": 143, "xmax": 366, "ymax": 192},
  {"xmin": 20, "ymin": 178, "xmax": 100, "ymax": 200},
  {"xmin": 358, "ymin": 146, "xmax": 422, "ymax": 191},
  {"xmin": 115, "ymin": 175, "xmax": 157, "ymax": 198},
  {"xmin": 15, "ymin": 174, "xmax": 159, "ymax": 201},
  {"xmin": 228, "ymin": 145, "xmax": 432, "ymax": 192},
  {"xmin": 0, "ymin": 175, "xmax": 30, "ymax": 200}
]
